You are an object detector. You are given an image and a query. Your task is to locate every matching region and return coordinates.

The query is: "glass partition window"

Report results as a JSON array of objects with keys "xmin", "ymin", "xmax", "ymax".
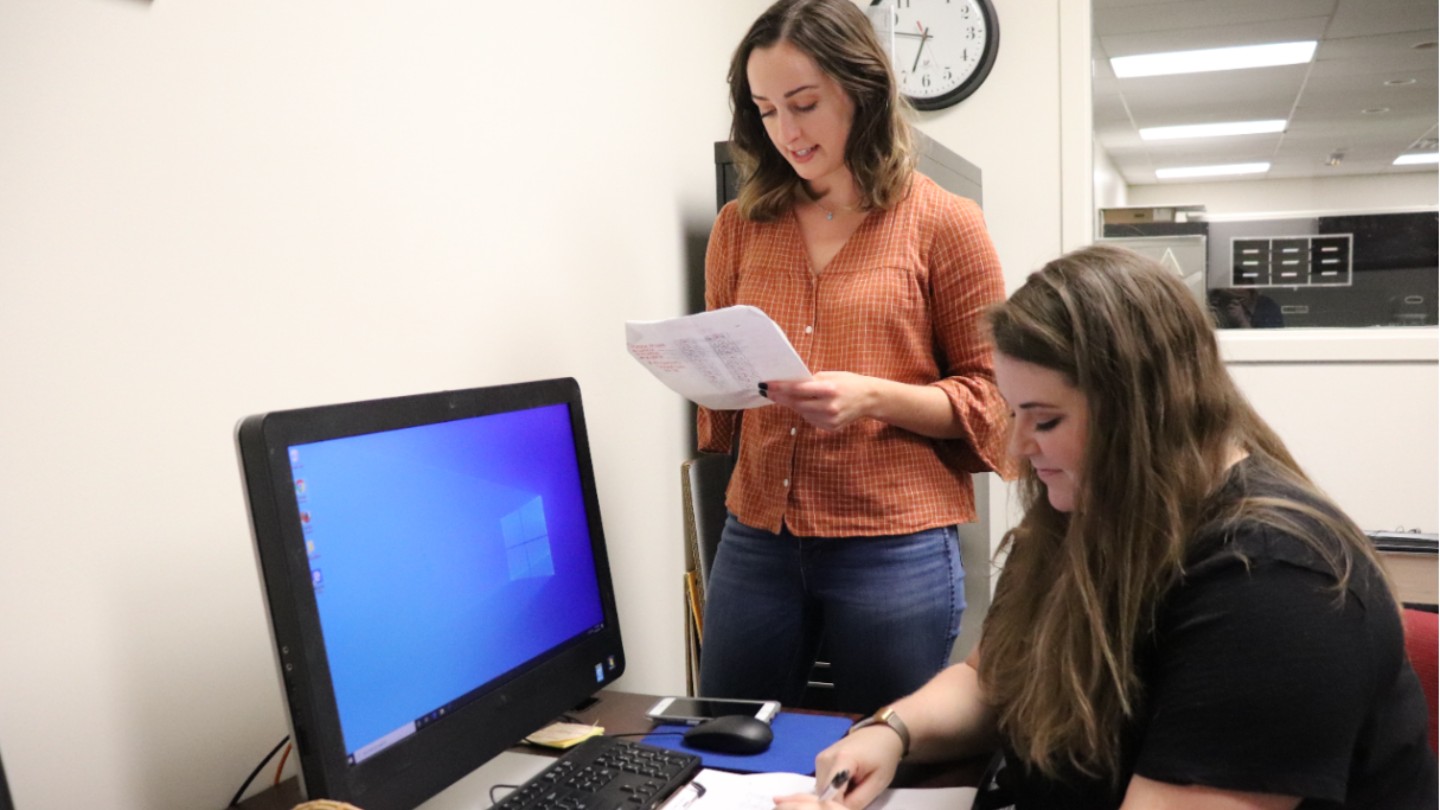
[{"xmin": 1102, "ymin": 211, "xmax": 1438, "ymax": 329}]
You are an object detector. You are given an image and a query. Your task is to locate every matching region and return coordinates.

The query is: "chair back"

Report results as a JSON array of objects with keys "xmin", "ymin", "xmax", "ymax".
[
  {"xmin": 1402, "ymin": 608, "xmax": 1438, "ymax": 753},
  {"xmin": 681, "ymin": 454, "xmax": 735, "ymax": 587}
]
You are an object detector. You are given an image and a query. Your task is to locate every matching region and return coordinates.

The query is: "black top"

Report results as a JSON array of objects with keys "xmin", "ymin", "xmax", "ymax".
[{"xmin": 994, "ymin": 459, "xmax": 1438, "ymax": 809}]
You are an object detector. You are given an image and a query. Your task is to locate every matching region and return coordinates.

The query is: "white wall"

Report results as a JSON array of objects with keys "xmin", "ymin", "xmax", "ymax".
[
  {"xmin": 1094, "ymin": 141, "xmax": 1128, "ymax": 212},
  {"xmin": 1125, "ymin": 172, "xmax": 1438, "ymax": 217},
  {"xmin": 1221, "ymin": 332, "xmax": 1438, "ymax": 533},
  {"xmin": 0, "ymin": 1, "xmax": 772, "ymax": 807}
]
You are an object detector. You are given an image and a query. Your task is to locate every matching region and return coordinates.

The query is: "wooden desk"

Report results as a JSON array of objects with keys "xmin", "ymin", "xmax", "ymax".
[{"xmin": 237, "ymin": 691, "xmax": 983, "ymax": 808}]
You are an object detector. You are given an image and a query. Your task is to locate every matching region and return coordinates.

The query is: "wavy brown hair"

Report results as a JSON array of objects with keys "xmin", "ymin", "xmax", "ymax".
[
  {"xmin": 979, "ymin": 245, "xmax": 1387, "ymax": 781},
  {"xmin": 726, "ymin": 0, "xmax": 915, "ymax": 221}
]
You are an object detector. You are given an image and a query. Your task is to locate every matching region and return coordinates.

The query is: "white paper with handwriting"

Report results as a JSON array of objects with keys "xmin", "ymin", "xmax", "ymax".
[
  {"xmin": 658, "ymin": 768, "xmax": 976, "ymax": 810},
  {"xmin": 626, "ymin": 305, "xmax": 812, "ymax": 410}
]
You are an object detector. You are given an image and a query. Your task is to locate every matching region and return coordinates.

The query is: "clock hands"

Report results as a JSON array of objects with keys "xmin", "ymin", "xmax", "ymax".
[
  {"xmin": 886, "ymin": 0, "xmax": 996, "ymax": 109},
  {"xmin": 910, "ymin": 22, "xmax": 931, "ymax": 72}
]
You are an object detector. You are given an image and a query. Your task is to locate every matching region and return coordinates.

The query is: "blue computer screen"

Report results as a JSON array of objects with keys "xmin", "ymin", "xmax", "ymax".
[{"xmin": 286, "ymin": 402, "xmax": 605, "ymax": 759}]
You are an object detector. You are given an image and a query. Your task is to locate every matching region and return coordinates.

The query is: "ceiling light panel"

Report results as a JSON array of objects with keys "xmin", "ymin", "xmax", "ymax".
[
  {"xmin": 1112, "ymin": 41, "xmax": 1318, "ymax": 79},
  {"xmin": 1156, "ymin": 162, "xmax": 1272, "ymax": 179},
  {"xmin": 1140, "ymin": 119, "xmax": 1288, "ymax": 140}
]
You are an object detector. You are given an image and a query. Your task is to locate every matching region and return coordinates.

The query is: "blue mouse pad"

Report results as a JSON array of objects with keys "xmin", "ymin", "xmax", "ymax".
[{"xmin": 641, "ymin": 711, "xmax": 854, "ymax": 774}]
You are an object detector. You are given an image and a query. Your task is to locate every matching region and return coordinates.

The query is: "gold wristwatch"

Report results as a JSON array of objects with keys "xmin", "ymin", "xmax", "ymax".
[{"xmin": 847, "ymin": 706, "xmax": 910, "ymax": 758}]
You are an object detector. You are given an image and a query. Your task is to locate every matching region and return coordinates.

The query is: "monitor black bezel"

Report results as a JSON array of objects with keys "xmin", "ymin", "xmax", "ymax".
[{"xmin": 236, "ymin": 377, "xmax": 626, "ymax": 810}]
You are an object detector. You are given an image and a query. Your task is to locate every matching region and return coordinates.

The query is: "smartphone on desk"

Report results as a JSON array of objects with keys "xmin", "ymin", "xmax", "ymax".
[{"xmin": 645, "ymin": 696, "xmax": 781, "ymax": 725}]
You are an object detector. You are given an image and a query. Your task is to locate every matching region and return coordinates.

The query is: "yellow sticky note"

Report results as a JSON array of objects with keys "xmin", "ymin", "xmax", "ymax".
[{"xmin": 524, "ymin": 722, "xmax": 605, "ymax": 749}]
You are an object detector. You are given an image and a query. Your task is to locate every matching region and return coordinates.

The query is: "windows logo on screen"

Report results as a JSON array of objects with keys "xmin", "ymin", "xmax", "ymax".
[{"xmin": 502, "ymin": 497, "xmax": 554, "ymax": 581}]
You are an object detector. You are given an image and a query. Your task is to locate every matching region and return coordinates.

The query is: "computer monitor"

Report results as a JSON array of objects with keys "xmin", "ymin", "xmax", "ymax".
[{"xmin": 236, "ymin": 378, "xmax": 626, "ymax": 810}]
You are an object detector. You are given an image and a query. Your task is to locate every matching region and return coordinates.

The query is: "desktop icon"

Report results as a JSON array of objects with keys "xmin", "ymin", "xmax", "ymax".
[{"xmin": 295, "ymin": 479, "xmax": 307, "ymax": 497}]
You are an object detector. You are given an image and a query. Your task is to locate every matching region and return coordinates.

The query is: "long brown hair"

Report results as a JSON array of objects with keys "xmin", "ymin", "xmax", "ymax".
[
  {"xmin": 980, "ymin": 245, "xmax": 1387, "ymax": 780},
  {"xmin": 726, "ymin": 0, "xmax": 914, "ymax": 221}
]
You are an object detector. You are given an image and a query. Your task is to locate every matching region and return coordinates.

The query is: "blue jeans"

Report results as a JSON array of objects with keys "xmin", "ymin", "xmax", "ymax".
[{"xmin": 698, "ymin": 514, "xmax": 964, "ymax": 715}]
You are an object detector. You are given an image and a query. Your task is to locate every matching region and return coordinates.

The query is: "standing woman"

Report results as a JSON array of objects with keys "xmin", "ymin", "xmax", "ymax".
[{"xmin": 697, "ymin": 0, "xmax": 1010, "ymax": 715}]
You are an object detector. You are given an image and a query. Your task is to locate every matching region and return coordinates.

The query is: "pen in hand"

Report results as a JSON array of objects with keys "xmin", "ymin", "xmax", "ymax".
[{"xmin": 816, "ymin": 768, "xmax": 850, "ymax": 803}]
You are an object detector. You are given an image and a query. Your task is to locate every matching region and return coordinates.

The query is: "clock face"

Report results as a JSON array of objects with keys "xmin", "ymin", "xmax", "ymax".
[{"xmin": 874, "ymin": 0, "xmax": 999, "ymax": 110}]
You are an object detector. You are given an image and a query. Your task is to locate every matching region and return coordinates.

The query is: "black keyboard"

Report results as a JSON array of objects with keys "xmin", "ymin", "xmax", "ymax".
[{"xmin": 494, "ymin": 735, "xmax": 702, "ymax": 809}]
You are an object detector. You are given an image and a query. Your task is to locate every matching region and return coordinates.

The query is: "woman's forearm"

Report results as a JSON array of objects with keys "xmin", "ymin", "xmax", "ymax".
[
  {"xmin": 864, "ymin": 377, "xmax": 967, "ymax": 439},
  {"xmin": 888, "ymin": 662, "xmax": 1000, "ymax": 763}
]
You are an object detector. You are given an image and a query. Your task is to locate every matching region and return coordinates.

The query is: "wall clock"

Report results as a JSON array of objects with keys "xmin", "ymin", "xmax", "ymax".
[{"xmin": 870, "ymin": 0, "xmax": 1000, "ymax": 111}]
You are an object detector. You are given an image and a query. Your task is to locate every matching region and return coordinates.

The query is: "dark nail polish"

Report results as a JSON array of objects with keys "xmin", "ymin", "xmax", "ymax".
[{"xmin": 758, "ymin": 382, "xmax": 769, "ymax": 391}]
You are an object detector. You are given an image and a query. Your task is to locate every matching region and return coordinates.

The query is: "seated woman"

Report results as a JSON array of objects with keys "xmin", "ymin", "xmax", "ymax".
[{"xmin": 778, "ymin": 245, "xmax": 1438, "ymax": 809}]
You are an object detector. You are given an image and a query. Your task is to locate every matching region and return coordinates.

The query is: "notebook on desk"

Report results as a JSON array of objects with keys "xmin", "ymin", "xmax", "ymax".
[
  {"xmin": 660, "ymin": 769, "xmax": 978, "ymax": 810},
  {"xmin": 642, "ymin": 711, "xmax": 854, "ymax": 774}
]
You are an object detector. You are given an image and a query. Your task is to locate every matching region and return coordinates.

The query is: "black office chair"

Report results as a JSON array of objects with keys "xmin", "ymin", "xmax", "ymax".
[
  {"xmin": 681, "ymin": 453, "xmax": 733, "ymax": 589},
  {"xmin": 680, "ymin": 454, "xmax": 732, "ymax": 693},
  {"xmin": 681, "ymin": 453, "xmax": 835, "ymax": 709}
]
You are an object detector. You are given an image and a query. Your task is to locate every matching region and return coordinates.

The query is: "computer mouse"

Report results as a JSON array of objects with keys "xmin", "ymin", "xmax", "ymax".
[{"xmin": 682, "ymin": 714, "xmax": 774, "ymax": 755}]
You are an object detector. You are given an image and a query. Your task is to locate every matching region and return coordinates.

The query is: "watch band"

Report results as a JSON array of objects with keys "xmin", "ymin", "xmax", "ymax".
[{"xmin": 847, "ymin": 706, "xmax": 910, "ymax": 758}]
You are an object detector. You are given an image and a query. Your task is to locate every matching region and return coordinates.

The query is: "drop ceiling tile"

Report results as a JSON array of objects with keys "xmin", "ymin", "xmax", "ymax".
[
  {"xmin": 1094, "ymin": 0, "xmax": 1334, "ymax": 38},
  {"xmin": 1099, "ymin": 17, "xmax": 1329, "ymax": 57},
  {"xmin": 1329, "ymin": 0, "xmax": 1440, "ymax": 37}
]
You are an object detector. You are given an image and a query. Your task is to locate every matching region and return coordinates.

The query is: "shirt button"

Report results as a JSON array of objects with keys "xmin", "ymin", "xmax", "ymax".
[
  {"xmin": 783, "ymin": 479, "xmax": 790, "ymax": 488},
  {"xmin": 790, "ymin": 427, "xmax": 797, "ymax": 436},
  {"xmin": 804, "ymin": 325, "xmax": 814, "ymax": 334}
]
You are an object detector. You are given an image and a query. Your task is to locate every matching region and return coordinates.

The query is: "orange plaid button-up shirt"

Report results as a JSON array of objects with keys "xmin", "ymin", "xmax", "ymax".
[{"xmin": 697, "ymin": 174, "xmax": 1011, "ymax": 537}]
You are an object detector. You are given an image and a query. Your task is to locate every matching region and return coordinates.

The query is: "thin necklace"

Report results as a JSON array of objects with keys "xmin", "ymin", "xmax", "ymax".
[
  {"xmin": 812, "ymin": 196, "xmax": 852, "ymax": 220},
  {"xmin": 800, "ymin": 187, "xmax": 859, "ymax": 221}
]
